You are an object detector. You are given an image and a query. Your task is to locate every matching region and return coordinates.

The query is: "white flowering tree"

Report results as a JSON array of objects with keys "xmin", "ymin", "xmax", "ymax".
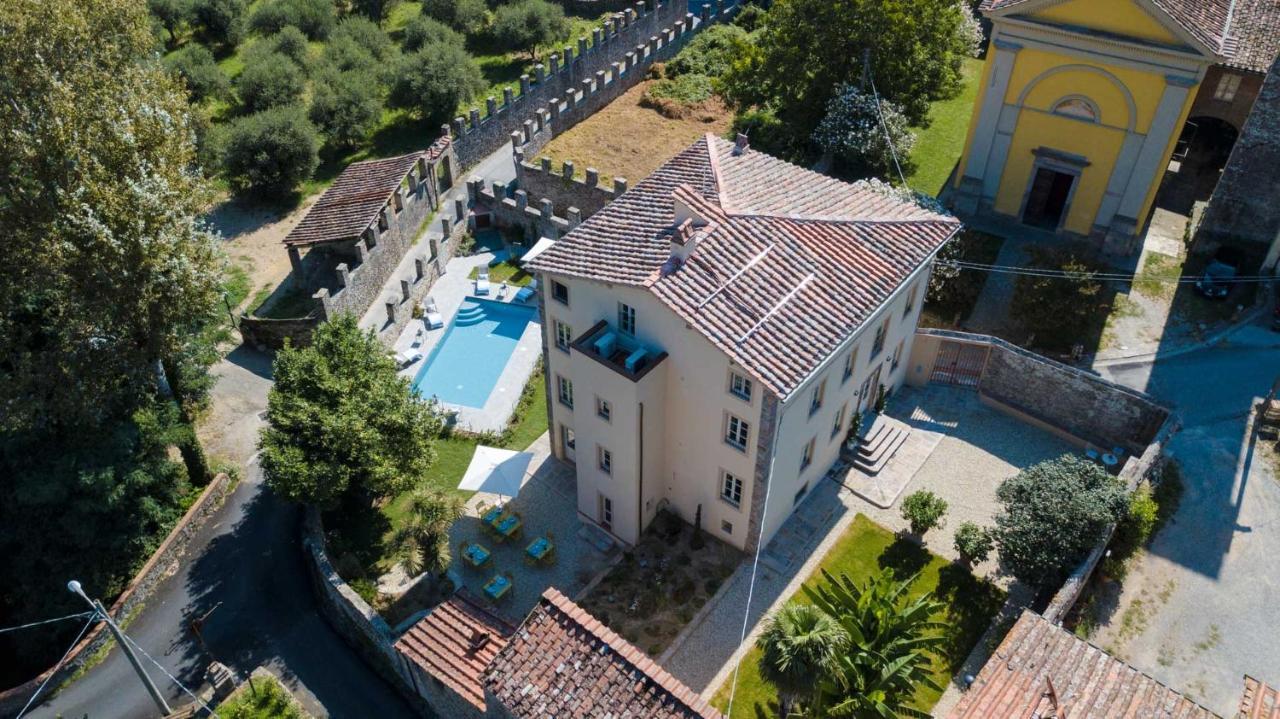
[{"xmin": 813, "ymin": 85, "xmax": 917, "ymax": 180}]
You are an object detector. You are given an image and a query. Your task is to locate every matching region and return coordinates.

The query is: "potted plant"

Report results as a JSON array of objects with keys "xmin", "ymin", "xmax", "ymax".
[
  {"xmin": 953, "ymin": 521, "xmax": 994, "ymax": 568},
  {"xmin": 843, "ymin": 411, "xmax": 864, "ymax": 451},
  {"xmin": 900, "ymin": 490, "xmax": 947, "ymax": 540}
]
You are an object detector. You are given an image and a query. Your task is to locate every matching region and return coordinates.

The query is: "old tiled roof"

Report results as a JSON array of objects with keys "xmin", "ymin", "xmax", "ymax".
[
  {"xmin": 950, "ymin": 611, "xmax": 1220, "ymax": 719},
  {"xmin": 1240, "ymin": 675, "xmax": 1280, "ymax": 718},
  {"xmin": 283, "ymin": 152, "xmax": 422, "ymax": 247},
  {"xmin": 525, "ymin": 135, "xmax": 959, "ymax": 399},
  {"xmin": 394, "ymin": 592, "xmax": 515, "ymax": 711},
  {"xmin": 980, "ymin": 0, "xmax": 1280, "ymax": 73},
  {"xmin": 482, "ymin": 588, "xmax": 722, "ymax": 719}
]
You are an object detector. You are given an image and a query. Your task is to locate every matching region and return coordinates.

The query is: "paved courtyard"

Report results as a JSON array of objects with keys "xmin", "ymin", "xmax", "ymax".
[
  {"xmin": 666, "ymin": 384, "xmax": 1077, "ymax": 696},
  {"xmin": 444, "ymin": 433, "xmax": 618, "ymax": 626}
]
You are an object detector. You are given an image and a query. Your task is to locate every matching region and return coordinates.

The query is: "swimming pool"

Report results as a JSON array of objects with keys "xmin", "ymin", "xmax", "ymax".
[{"xmin": 413, "ymin": 299, "xmax": 537, "ymax": 409}]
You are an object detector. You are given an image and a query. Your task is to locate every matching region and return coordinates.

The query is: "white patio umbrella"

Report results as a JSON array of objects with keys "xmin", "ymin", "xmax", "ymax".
[{"xmin": 457, "ymin": 445, "xmax": 534, "ymax": 503}]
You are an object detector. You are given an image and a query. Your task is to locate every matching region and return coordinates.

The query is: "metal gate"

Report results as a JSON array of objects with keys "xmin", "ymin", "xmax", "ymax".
[{"xmin": 930, "ymin": 341, "xmax": 988, "ymax": 387}]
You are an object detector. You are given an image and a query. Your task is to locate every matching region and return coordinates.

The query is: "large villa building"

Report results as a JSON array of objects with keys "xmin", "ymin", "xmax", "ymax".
[{"xmin": 525, "ymin": 135, "xmax": 961, "ymax": 552}]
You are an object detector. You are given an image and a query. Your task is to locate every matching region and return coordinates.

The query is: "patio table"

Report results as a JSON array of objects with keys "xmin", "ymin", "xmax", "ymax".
[
  {"xmin": 462, "ymin": 542, "xmax": 491, "ymax": 568},
  {"xmin": 495, "ymin": 514, "xmax": 522, "ymax": 540},
  {"xmin": 481, "ymin": 505, "xmax": 505, "ymax": 526},
  {"xmin": 526, "ymin": 536, "xmax": 554, "ymax": 563},
  {"xmin": 483, "ymin": 574, "xmax": 512, "ymax": 601}
]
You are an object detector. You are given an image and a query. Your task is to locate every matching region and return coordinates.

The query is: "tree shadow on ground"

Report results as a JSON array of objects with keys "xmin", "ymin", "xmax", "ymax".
[{"xmin": 877, "ymin": 535, "xmax": 933, "ymax": 579}]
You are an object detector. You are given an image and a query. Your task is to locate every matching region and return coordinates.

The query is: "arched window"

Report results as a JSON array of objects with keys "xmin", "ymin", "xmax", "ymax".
[{"xmin": 1052, "ymin": 97, "xmax": 1098, "ymax": 122}]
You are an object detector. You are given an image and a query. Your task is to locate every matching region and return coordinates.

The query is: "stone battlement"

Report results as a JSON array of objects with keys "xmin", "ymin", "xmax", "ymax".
[
  {"xmin": 469, "ymin": 177, "xmax": 585, "ymax": 242},
  {"xmin": 515, "ymin": 153, "xmax": 625, "ymax": 220}
]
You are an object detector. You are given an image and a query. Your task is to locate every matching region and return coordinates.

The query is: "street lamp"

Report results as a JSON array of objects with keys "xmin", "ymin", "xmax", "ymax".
[{"xmin": 66, "ymin": 580, "xmax": 172, "ymax": 715}]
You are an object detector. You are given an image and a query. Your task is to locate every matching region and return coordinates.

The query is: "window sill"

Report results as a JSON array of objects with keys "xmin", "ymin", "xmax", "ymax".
[
  {"xmin": 719, "ymin": 496, "xmax": 743, "ymax": 512},
  {"xmin": 728, "ymin": 391, "xmax": 752, "ymax": 403},
  {"xmin": 724, "ymin": 441, "xmax": 748, "ymax": 453}
]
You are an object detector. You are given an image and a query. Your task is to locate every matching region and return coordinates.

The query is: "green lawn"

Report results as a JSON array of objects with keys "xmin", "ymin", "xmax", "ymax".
[
  {"xmin": 711, "ymin": 515, "xmax": 1005, "ymax": 718},
  {"xmin": 906, "ymin": 57, "xmax": 984, "ymax": 196},
  {"xmin": 468, "ymin": 258, "xmax": 533, "ymax": 286}
]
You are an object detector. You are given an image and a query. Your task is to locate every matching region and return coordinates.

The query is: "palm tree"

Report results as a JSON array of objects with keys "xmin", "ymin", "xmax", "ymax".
[
  {"xmin": 801, "ymin": 569, "xmax": 948, "ymax": 719},
  {"xmin": 757, "ymin": 603, "xmax": 847, "ymax": 717},
  {"xmin": 391, "ymin": 488, "xmax": 466, "ymax": 577}
]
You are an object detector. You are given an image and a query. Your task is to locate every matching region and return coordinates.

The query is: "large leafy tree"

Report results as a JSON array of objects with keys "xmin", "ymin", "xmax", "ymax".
[
  {"xmin": 721, "ymin": 0, "xmax": 979, "ymax": 142},
  {"xmin": 802, "ymin": 569, "xmax": 947, "ymax": 718},
  {"xmin": 388, "ymin": 41, "xmax": 485, "ymax": 128},
  {"xmin": 489, "ymin": 0, "xmax": 568, "ymax": 61},
  {"xmin": 390, "ymin": 488, "xmax": 466, "ymax": 576},
  {"xmin": 994, "ymin": 455, "xmax": 1128, "ymax": 587},
  {"xmin": 757, "ymin": 603, "xmax": 846, "ymax": 718},
  {"xmin": 0, "ymin": 0, "xmax": 224, "ymax": 434},
  {"xmin": 220, "ymin": 104, "xmax": 320, "ymax": 197},
  {"xmin": 260, "ymin": 316, "xmax": 443, "ymax": 508}
]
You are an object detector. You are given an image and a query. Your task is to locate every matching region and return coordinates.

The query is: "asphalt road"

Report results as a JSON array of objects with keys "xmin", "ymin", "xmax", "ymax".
[{"xmin": 31, "ymin": 463, "xmax": 416, "ymax": 719}]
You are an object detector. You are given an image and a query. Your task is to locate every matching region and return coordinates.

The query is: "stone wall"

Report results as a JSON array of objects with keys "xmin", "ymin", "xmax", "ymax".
[
  {"xmin": 301, "ymin": 508, "xmax": 477, "ymax": 719},
  {"xmin": 514, "ymin": 156, "xmax": 624, "ymax": 220},
  {"xmin": 1194, "ymin": 56, "xmax": 1280, "ymax": 271},
  {"xmin": 470, "ymin": 177, "xmax": 583, "ymax": 243},
  {"xmin": 447, "ymin": 0, "xmax": 738, "ymax": 172},
  {"xmin": 238, "ymin": 313, "xmax": 322, "ymax": 352},
  {"xmin": 0, "ymin": 474, "xmax": 235, "ymax": 717}
]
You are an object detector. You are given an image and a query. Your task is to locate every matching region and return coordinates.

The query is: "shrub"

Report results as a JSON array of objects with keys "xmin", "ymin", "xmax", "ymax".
[
  {"xmin": 310, "ymin": 67, "xmax": 381, "ymax": 148},
  {"xmin": 642, "ymin": 73, "xmax": 714, "ymax": 110},
  {"xmin": 191, "ymin": 0, "xmax": 246, "ymax": 46},
  {"xmin": 900, "ymin": 490, "xmax": 948, "ymax": 537},
  {"xmin": 249, "ymin": 0, "xmax": 335, "ymax": 38},
  {"xmin": 352, "ymin": 0, "xmax": 402, "ymax": 23},
  {"xmin": 268, "ymin": 26, "xmax": 312, "ymax": 66},
  {"xmin": 1010, "ymin": 246, "xmax": 1106, "ymax": 352},
  {"xmin": 388, "ymin": 42, "xmax": 485, "ymax": 128},
  {"xmin": 149, "ymin": 0, "xmax": 191, "ymax": 45},
  {"xmin": 813, "ymin": 84, "xmax": 916, "ymax": 180},
  {"xmin": 731, "ymin": 106, "xmax": 799, "ymax": 160},
  {"xmin": 874, "ymin": 383, "xmax": 888, "ymax": 413},
  {"xmin": 490, "ymin": 0, "xmax": 567, "ymax": 60},
  {"xmin": 732, "ymin": 1, "xmax": 766, "ymax": 32},
  {"xmin": 331, "ymin": 16, "xmax": 397, "ymax": 63},
  {"xmin": 422, "ymin": 0, "xmax": 488, "ymax": 35},
  {"xmin": 164, "ymin": 44, "xmax": 228, "ymax": 103},
  {"xmin": 953, "ymin": 522, "xmax": 994, "ymax": 566},
  {"xmin": 994, "ymin": 455, "xmax": 1128, "ymax": 586},
  {"xmin": 667, "ymin": 24, "xmax": 748, "ymax": 78},
  {"xmin": 220, "ymin": 105, "xmax": 319, "ymax": 197},
  {"xmin": 235, "ymin": 51, "xmax": 306, "ymax": 112},
  {"xmin": 404, "ymin": 14, "xmax": 466, "ymax": 51},
  {"xmin": 323, "ymin": 35, "xmax": 381, "ymax": 76}
]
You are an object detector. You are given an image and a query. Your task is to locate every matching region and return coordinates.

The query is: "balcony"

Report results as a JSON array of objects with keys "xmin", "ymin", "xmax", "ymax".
[{"xmin": 571, "ymin": 320, "xmax": 668, "ymax": 381}]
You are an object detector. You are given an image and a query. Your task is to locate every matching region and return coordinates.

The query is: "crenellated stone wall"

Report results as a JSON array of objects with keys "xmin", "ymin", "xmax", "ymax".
[
  {"xmin": 469, "ymin": 177, "xmax": 589, "ymax": 244},
  {"xmin": 514, "ymin": 155, "xmax": 624, "ymax": 220}
]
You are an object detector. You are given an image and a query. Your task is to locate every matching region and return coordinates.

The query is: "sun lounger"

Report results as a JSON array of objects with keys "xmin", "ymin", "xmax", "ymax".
[
  {"xmin": 394, "ymin": 349, "xmax": 422, "ymax": 369},
  {"xmin": 424, "ymin": 298, "xmax": 444, "ymax": 329},
  {"xmin": 496, "ymin": 282, "xmax": 508, "ymax": 300},
  {"xmin": 475, "ymin": 270, "xmax": 490, "ymax": 296},
  {"xmin": 410, "ymin": 328, "xmax": 425, "ymax": 348},
  {"xmin": 514, "ymin": 279, "xmax": 538, "ymax": 303}
]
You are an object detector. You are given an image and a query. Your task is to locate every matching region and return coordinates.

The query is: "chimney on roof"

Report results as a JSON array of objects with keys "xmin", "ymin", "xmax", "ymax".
[
  {"xmin": 468, "ymin": 630, "xmax": 491, "ymax": 652},
  {"xmin": 669, "ymin": 192, "xmax": 708, "ymax": 266},
  {"xmin": 732, "ymin": 133, "xmax": 749, "ymax": 155}
]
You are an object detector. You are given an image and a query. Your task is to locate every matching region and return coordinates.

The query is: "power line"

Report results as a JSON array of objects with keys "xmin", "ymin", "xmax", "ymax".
[
  {"xmin": 117, "ymin": 630, "xmax": 220, "ymax": 718},
  {"xmin": 15, "ymin": 614, "xmax": 99, "ymax": 719},
  {"xmin": 724, "ymin": 448, "xmax": 779, "ymax": 716},
  {"xmin": 0, "ymin": 611, "xmax": 97, "ymax": 635},
  {"xmin": 939, "ymin": 259, "xmax": 1280, "ymax": 284},
  {"xmin": 868, "ymin": 71, "xmax": 909, "ymax": 188}
]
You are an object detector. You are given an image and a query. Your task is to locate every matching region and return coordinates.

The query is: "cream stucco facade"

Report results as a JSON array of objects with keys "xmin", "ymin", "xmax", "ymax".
[{"xmin": 536, "ymin": 263, "xmax": 932, "ymax": 553}]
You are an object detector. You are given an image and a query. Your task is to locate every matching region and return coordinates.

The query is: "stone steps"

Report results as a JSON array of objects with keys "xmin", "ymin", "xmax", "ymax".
[{"xmin": 852, "ymin": 425, "xmax": 909, "ymax": 476}]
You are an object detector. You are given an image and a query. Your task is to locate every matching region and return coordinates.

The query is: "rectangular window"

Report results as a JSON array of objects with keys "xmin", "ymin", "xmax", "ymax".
[
  {"xmin": 831, "ymin": 403, "xmax": 846, "ymax": 439},
  {"xmin": 599, "ymin": 494, "xmax": 613, "ymax": 529},
  {"xmin": 725, "ymin": 414, "xmax": 750, "ymax": 451},
  {"xmin": 800, "ymin": 437, "xmax": 815, "ymax": 471},
  {"xmin": 597, "ymin": 446, "xmax": 612, "ymax": 475},
  {"xmin": 720, "ymin": 470, "xmax": 743, "ymax": 508},
  {"xmin": 728, "ymin": 370, "xmax": 753, "ymax": 402},
  {"xmin": 551, "ymin": 279, "xmax": 570, "ymax": 306},
  {"xmin": 794, "ymin": 482, "xmax": 808, "ymax": 507},
  {"xmin": 721, "ymin": 520, "xmax": 733, "ymax": 535},
  {"xmin": 904, "ymin": 283, "xmax": 918, "ymax": 317},
  {"xmin": 809, "ymin": 378, "xmax": 826, "ymax": 416},
  {"xmin": 557, "ymin": 375, "xmax": 574, "ymax": 408},
  {"xmin": 554, "ymin": 320, "xmax": 573, "ymax": 352},
  {"xmin": 891, "ymin": 339, "xmax": 905, "ymax": 371},
  {"xmin": 1215, "ymin": 72, "xmax": 1242, "ymax": 102},
  {"xmin": 596, "ymin": 396, "xmax": 612, "ymax": 422},
  {"xmin": 842, "ymin": 349, "xmax": 857, "ymax": 383},
  {"xmin": 617, "ymin": 302, "xmax": 636, "ymax": 335},
  {"xmin": 871, "ymin": 317, "xmax": 890, "ymax": 357}
]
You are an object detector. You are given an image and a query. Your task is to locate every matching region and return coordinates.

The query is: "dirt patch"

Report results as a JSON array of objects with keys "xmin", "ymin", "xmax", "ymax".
[
  {"xmin": 205, "ymin": 193, "xmax": 320, "ymax": 314},
  {"xmin": 538, "ymin": 80, "xmax": 733, "ymax": 187}
]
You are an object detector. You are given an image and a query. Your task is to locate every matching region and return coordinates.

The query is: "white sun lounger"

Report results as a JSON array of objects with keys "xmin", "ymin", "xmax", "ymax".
[
  {"xmin": 514, "ymin": 278, "xmax": 538, "ymax": 303},
  {"xmin": 394, "ymin": 349, "xmax": 422, "ymax": 369},
  {"xmin": 475, "ymin": 270, "xmax": 490, "ymax": 296},
  {"xmin": 424, "ymin": 298, "xmax": 444, "ymax": 329}
]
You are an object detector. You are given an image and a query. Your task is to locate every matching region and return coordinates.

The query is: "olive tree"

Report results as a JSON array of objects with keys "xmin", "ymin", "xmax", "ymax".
[
  {"xmin": 490, "ymin": 0, "xmax": 567, "ymax": 61},
  {"xmin": 219, "ymin": 105, "xmax": 320, "ymax": 197},
  {"xmin": 388, "ymin": 41, "xmax": 485, "ymax": 128}
]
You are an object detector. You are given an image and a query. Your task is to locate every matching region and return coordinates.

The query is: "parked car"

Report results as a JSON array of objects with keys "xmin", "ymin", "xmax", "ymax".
[{"xmin": 1195, "ymin": 248, "xmax": 1242, "ymax": 299}]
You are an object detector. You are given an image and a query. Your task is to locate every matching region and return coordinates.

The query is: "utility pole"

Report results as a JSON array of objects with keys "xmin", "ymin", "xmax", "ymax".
[{"xmin": 66, "ymin": 580, "xmax": 172, "ymax": 716}]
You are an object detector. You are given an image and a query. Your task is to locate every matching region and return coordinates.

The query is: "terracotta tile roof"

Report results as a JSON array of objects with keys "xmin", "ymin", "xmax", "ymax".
[
  {"xmin": 1240, "ymin": 675, "xmax": 1280, "ymax": 718},
  {"xmin": 482, "ymin": 588, "xmax": 723, "ymax": 719},
  {"xmin": 394, "ymin": 592, "xmax": 516, "ymax": 711},
  {"xmin": 949, "ymin": 611, "xmax": 1220, "ymax": 719},
  {"xmin": 525, "ymin": 135, "xmax": 959, "ymax": 399},
  {"xmin": 283, "ymin": 152, "xmax": 422, "ymax": 247}
]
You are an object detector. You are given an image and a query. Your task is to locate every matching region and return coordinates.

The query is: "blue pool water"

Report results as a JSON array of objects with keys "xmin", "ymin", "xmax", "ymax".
[{"xmin": 413, "ymin": 299, "xmax": 536, "ymax": 409}]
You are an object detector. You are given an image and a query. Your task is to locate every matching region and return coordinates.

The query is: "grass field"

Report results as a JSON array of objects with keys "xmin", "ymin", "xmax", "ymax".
[
  {"xmin": 216, "ymin": 672, "xmax": 310, "ymax": 719},
  {"xmin": 538, "ymin": 80, "xmax": 734, "ymax": 187},
  {"xmin": 906, "ymin": 57, "xmax": 984, "ymax": 197},
  {"xmin": 711, "ymin": 515, "xmax": 1004, "ymax": 718}
]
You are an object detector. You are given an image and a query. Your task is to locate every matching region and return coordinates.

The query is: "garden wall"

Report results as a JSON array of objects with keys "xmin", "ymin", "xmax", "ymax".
[
  {"xmin": 470, "ymin": 177, "xmax": 584, "ymax": 243},
  {"xmin": 514, "ymin": 155, "xmax": 624, "ymax": 220},
  {"xmin": 239, "ymin": 313, "xmax": 322, "ymax": 352},
  {"xmin": 0, "ymin": 474, "xmax": 235, "ymax": 718},
  {"xmin": 301, "ymin": 508, "xmax": 473, "ymax": 719}
]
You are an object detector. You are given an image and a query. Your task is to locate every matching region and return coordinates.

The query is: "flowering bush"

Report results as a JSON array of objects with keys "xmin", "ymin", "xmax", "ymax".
[{"xmin": 813, "ymin": 85, "xmax": 916, "ymax": 179}]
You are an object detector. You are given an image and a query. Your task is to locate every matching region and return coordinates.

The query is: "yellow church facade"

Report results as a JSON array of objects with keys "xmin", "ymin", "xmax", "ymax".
[{"xmin": 952, "ymin": 0, "xmax": 1227, "ymax": 253}]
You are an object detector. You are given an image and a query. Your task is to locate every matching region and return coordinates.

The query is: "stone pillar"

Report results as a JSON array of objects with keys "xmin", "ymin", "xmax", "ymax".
[
  {"xmin": 336, "ymin": 262, "xmax": 350, "ymax": 288},
  {"xmin": 454, "ymin": 197, "xmax": 465, "ymax": 222},
  {"xmin": 386, "ymin": 300, "xmax": 397, "ymax": 325},
  {"xmin": 314, "ymin": 288, "xmax": 332, "ymax": 319},
  {"xmin": 541, "ymin": 156, "xmax": 553, "ymax": 173},
  {"xmin": 625, "ymin": 52, "xmax": 636, "ymax": 71},
  {"xmin": 467, "ymin": 177, "xmax": 481, "ymax": 203},
  {"xmin": 579, "ymin": 36, "xmax": 589, "ymax": 57},
  {"xmin": 540, "ymin": 198, "xmax": 554, "ymax": 219},
  {"xmin": 586, "ymin": 168, "xmax": 599, "ymax": 187},
  {"xmin": 582, "ymin": 78, "xmax": 594, "ymax": 97},
  {"xmin": 503, "ymin": 87, "xmax": 514, "ymax": 106},
  {"xmin": 414, "ymin": 257, "xmax": 425, "ymax": 281},
  {"xmin": 492, "ymin": 181, "xmax": 505, "ymax": 199},
  {"xmin": 356, "ymin": 239, "xmax": 370, "ymax": 264},
  {"xmin": 510, "ymin": 130, "xmax": 522, "ymax": 150},
  {"xmin": 469, "ymin": 108, "xmax": 481, "ymax": 129},
  {"xmin": 565, "ymin": 89, "xmax": 577, "ymax": 109},
  {"xmin": 567, "ymin": 207, "xmax": 582, "ymax": 228},
  {"xmin": 614, "ymin": 177, "xmax": 628, "ymax": 194},
  {"xmin": 1114, "ymin": 75, "xmax": 1197, "ymax": 223},
  {"xmin": 287, "ymin": 245, "xmax": 303, "ymax": 276},
  {"xmin": 519, "ymin": 74, "xmax": 531, "ymax": 95},
  {"xmin": 515, "ymin": 190, "xmax": 529, "ymax": 211},
  {"xmin": 562, "ymin": 161, "xmax": 575, "ymax": 181},
  {"xmin": 451, "ymin": 117, "xmax": 465, "ymax": 137},
  {"xmin": 522, "ymin": 118, "xmax": 534, "ymax": 143},
  {"xmin": 597, "ymin": 69, "xmax": 607, "ymax": 87},
  {"xmin": 954, "ymin": 37, "xmax": 1021, "ymax": 215},
  {"xmin": 700, "ymin": 4, "xmax": 710, "ymax": 22},
  {"xmin": 400, "ymin": 278, "xmax": 411, "ymax": 302},
  {"xmin": 592, "ymin": 28, "xmax": 602, "ymax": 46},
  {"xmin": 535, "ymin": 64, "xmax": 546, "ymax": 84},
  {"xmin": 486, "ymin": 96, "xmax": 497, "ymax": 117},
  {"xmin": 440, "ymin": 216, "xmax": 452, "ymax": 236}
]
